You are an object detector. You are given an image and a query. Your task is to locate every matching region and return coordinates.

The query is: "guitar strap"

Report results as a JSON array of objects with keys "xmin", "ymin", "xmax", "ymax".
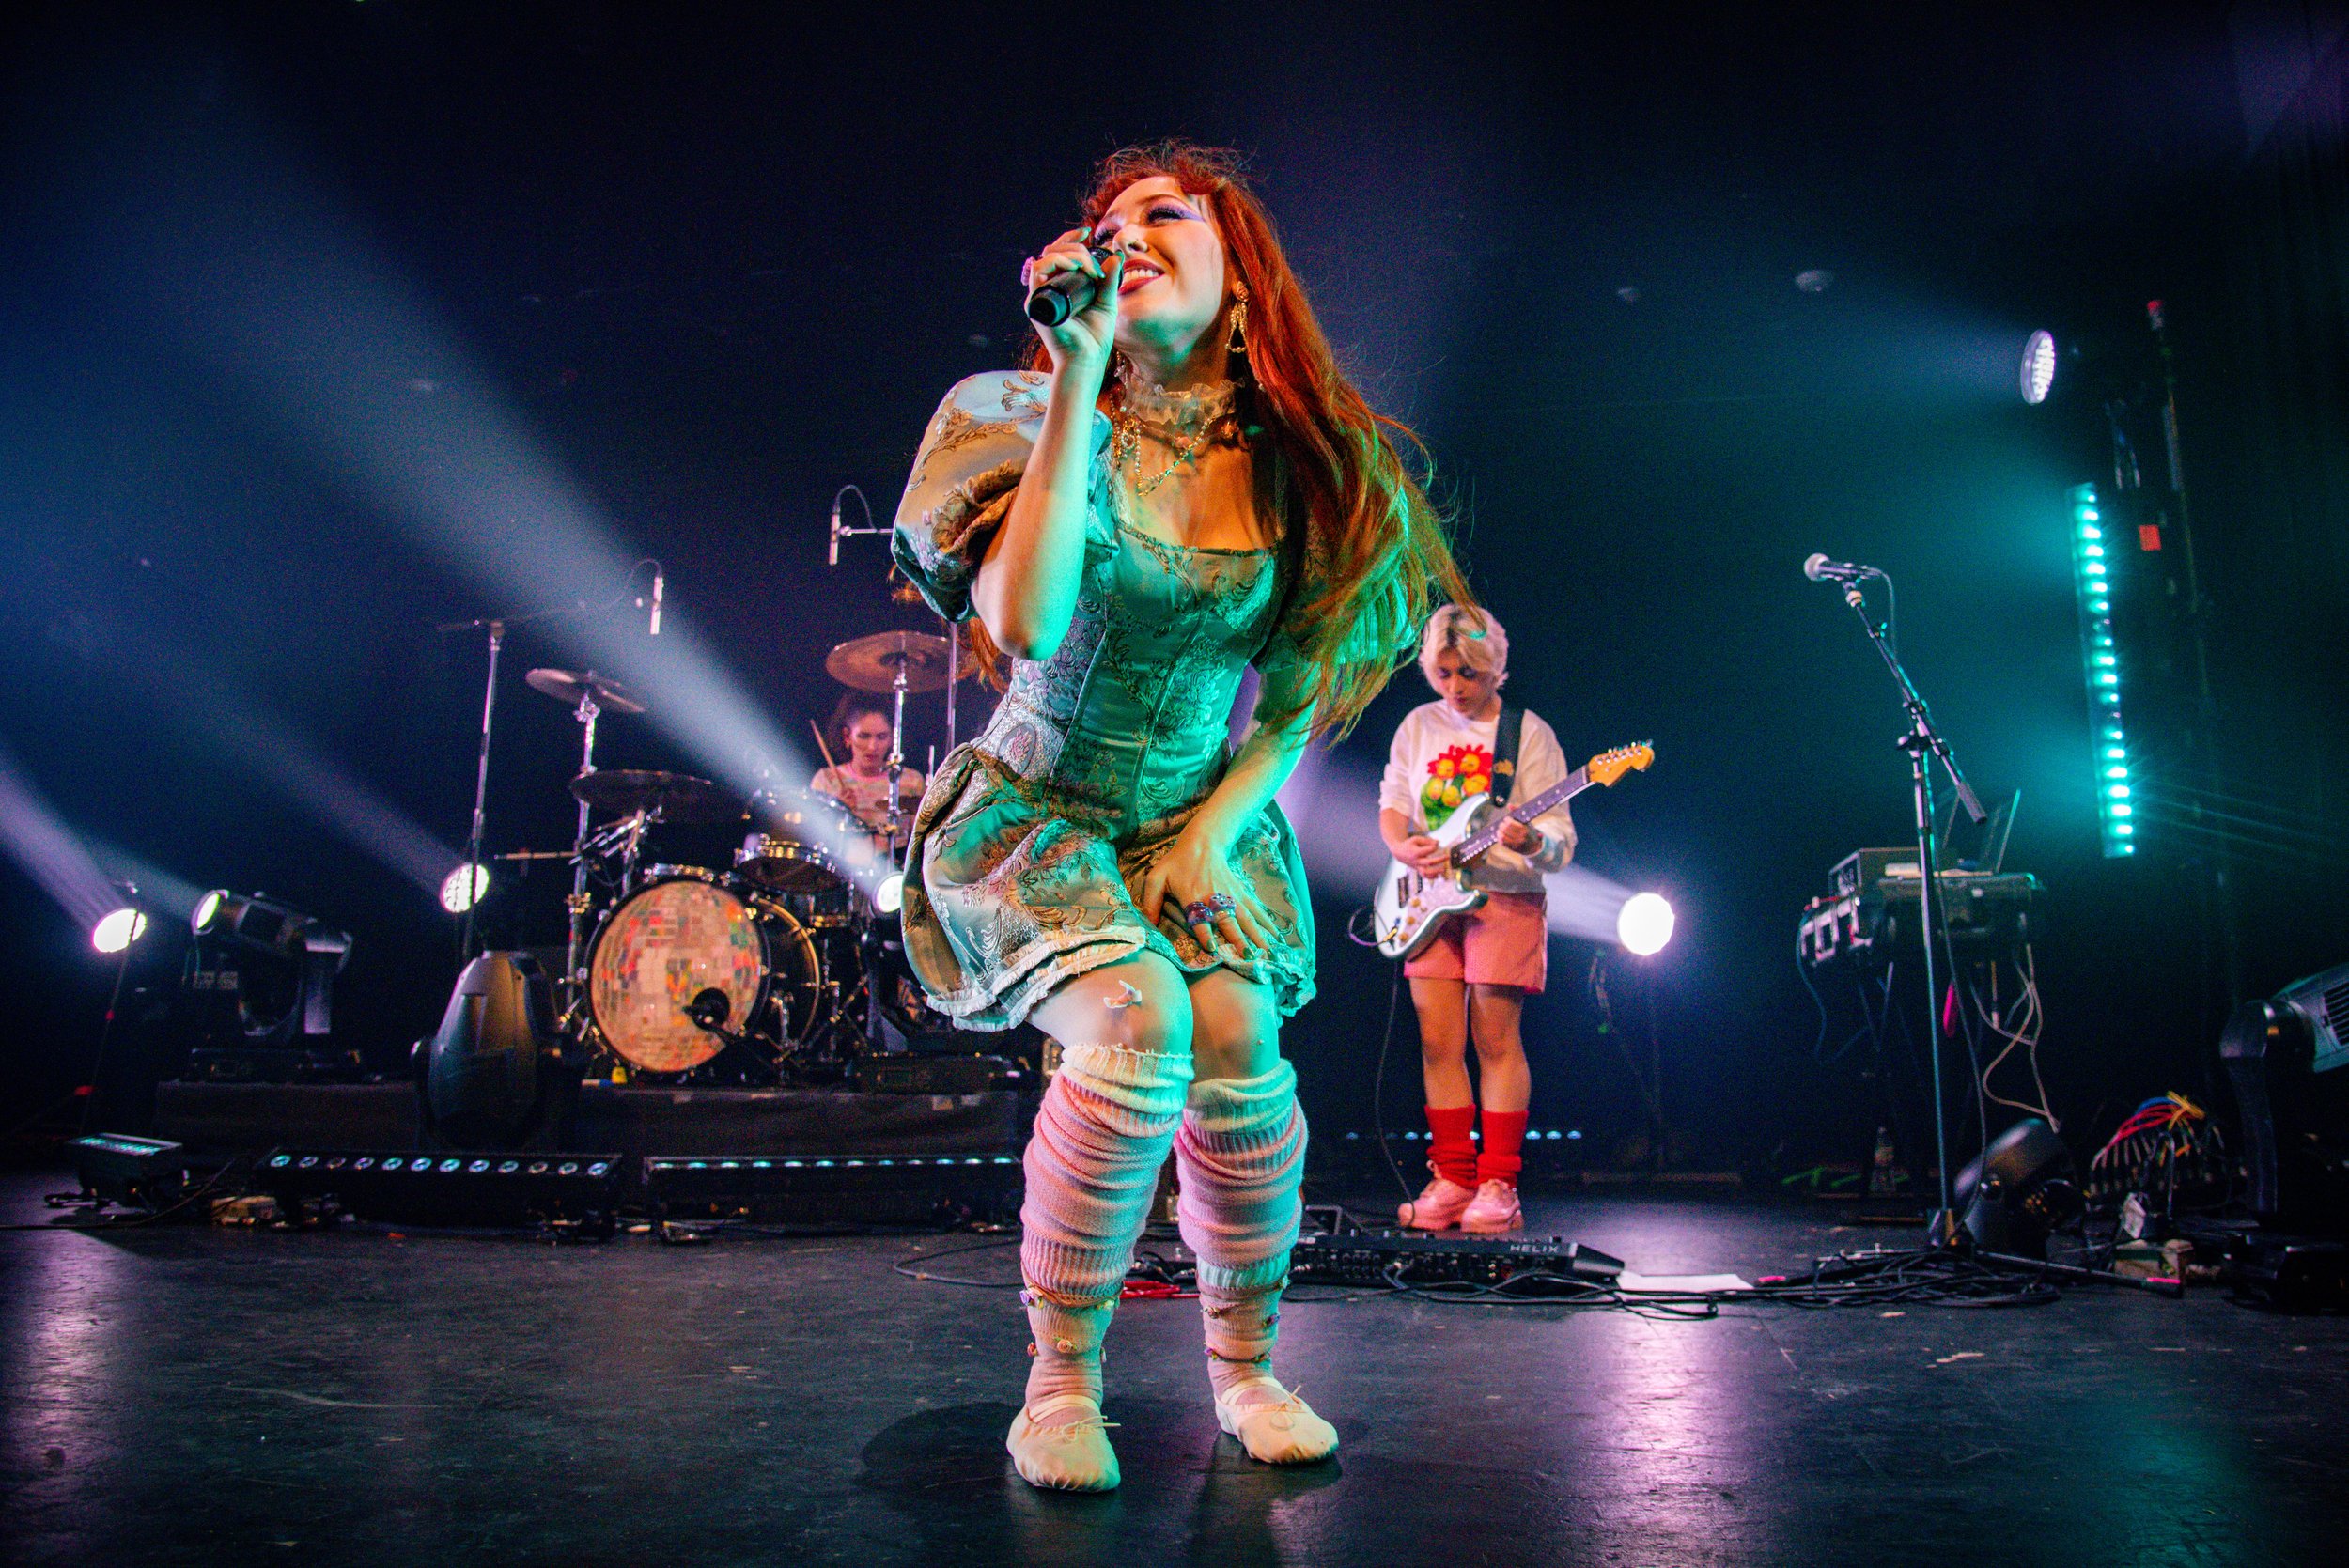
[{"xmin": 1490, "ymin": 704, "xmax": 1524, "ymax": 809}]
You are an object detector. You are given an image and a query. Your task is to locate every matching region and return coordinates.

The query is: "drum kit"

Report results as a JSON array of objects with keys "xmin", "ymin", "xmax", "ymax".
[{"xmin": 498, "ymin": 626, "xmax": 974, "ymax": 1085}]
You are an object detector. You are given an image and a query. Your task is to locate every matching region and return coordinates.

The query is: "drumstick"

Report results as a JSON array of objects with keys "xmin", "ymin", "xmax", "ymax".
[{"xmin": 809, "ymin": 720, "xmax": 842, "ymax": 781}]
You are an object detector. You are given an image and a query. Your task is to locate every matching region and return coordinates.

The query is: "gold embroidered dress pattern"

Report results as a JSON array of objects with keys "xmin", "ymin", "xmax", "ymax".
[{"xmin": 889, "ymin": 371, "xmax": 1315, "ymax": 1030}]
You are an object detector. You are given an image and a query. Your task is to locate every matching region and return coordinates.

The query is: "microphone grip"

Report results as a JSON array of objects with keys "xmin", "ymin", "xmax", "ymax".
[
  {"xmin": 1024, "ymin": 246, "xmax": 1112, "ymax": 326},
  {"xmin": 1025, "ymin": 272, "xmax": 1089, "ymax": 326}
]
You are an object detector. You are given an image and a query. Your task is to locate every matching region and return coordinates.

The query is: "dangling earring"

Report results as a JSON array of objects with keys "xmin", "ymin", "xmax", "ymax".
[{"xmin": 1227, "ymin": 282, "xmax": 1250, "ymax": 356}]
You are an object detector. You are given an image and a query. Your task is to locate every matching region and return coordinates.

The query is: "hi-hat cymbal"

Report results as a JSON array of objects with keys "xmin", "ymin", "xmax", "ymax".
[
  {"xmin": 525, "ymin": 668, "xmax": 646, "ymax": 715},
  {"xmin": 825, "ymin": 629, "xmax": 956, "ymax": 694},
  {"xmin": 569, "ymin": 768, "xmax": 737, "ymax": 823}
]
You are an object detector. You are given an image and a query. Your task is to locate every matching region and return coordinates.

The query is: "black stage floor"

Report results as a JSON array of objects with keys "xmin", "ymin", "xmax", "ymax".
[{"xmin": 5, "ymin": 1168, "xmax": 2347, "ymax": 1567}]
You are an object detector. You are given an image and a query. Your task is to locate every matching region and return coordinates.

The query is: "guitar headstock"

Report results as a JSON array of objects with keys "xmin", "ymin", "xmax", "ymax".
[{"xmin": 1585, "ymin": 742, "xmax": 1656, "ymax": 787}]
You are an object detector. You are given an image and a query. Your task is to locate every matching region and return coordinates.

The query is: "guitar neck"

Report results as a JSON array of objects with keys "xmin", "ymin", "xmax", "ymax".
[{"xmin": 1451, "ymin": 768, "xmax": 1590, "ymax": 863}]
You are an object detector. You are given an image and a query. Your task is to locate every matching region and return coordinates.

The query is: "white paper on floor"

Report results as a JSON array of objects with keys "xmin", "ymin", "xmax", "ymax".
[{"xmin": 1616, "ymin": 1271, "xmax": 1754, "ymax": 1293}]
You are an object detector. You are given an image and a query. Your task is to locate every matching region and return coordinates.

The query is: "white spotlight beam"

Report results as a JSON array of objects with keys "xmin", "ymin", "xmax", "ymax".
[
  {"xmin": 0, "ymin": 740, "xmax": 121, "ymax": 932},
  {"xmin": 99, "ymin": 104, "xmax": 828, "ymax": 852}
]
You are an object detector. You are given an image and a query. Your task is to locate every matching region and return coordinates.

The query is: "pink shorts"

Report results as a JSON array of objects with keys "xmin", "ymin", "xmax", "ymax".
[{"xmin": 1402, "ymin": 890, "xmax": 1548, "ymax": 992}]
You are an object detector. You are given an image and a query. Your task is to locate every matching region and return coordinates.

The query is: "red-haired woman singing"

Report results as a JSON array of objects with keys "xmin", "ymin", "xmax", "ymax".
[{"xmin": 893, "ymin": 143, "xmax": 1467, "ymax": 1490}]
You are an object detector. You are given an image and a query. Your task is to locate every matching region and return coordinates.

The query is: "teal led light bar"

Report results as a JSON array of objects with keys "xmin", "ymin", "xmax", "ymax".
[{"xmin": 2069, "ymin": 483, "xmax": 2133, "ymax": 857}]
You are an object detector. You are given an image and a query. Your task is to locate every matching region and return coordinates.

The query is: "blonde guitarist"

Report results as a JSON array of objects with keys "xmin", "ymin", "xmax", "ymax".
[{"xmin": 1377, "ymin": 606, "xmax": 1575, "ymax": 1234}]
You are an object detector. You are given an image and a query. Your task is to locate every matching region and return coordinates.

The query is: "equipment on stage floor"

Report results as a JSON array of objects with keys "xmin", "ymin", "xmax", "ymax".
[
  {"xmin": 259, "ymin": 1148, "xmax": 623, "ymax": 1234},
  {"xmin": 1289, "ymin": 1229, "xmax": 1626, "ymax": 1290},
  {"xmin": 2220, "ymin": 959, "xmax": 2349, "ymax": 1232},
  {"xmin": 645, "ymin": 1151, "xmax": 1022, "ymax": 1227},
  {"xmin": 1952, "ymin": 1117, "xmax": 2082, "ymax": 1259},
  {"xmin": 70, "ymin": 1133, "xmax": 188, "ymax": 1210},
  {"xmin": 1372, "ymin": 741, "xmax": 1655, "ymax": 959},
  {"xmin": 416, "ymin": 951, "xmax": 583, "ymax": 1149},
  {"xmin": 178, "ymin": 892, "xmax": 356, "ymax": 1079}
]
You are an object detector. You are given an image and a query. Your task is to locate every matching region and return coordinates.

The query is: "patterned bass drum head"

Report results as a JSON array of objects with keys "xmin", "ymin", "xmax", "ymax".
[{"xmin": 588, "ymin": 876, "xmax": 766, "ymax": 1073}]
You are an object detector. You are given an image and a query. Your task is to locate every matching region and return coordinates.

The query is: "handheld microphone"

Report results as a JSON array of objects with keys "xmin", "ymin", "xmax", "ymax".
[
  {"xmin": 829, "ymin": 498, "xmax": 841, "ymax": 566},
  {"xmin": 1025, "ymin": 246, "xmax": 1115, "ymax": 327},
  {"xmin": 1804, "ymin": 553, "xmax": 1881, "ymax": 584},
  {"xmin": 649, "ymin": 567, "xmax": 663, "ymax": 635}
]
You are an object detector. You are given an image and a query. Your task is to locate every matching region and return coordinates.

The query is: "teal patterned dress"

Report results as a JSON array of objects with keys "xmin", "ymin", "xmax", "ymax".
[{"xmin": 890, "ymin": 369, "xmax": 1315, "ymax": 1032}]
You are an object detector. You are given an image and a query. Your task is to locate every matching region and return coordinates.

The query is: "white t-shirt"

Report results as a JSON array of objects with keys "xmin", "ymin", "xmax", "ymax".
[{"xmin": 1379, "ymin": 700, "xmax": 1576, "ymax": 894}]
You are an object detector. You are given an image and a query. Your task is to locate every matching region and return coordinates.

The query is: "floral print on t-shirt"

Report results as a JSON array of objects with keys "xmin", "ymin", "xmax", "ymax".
[{"xmin": 1421, "ymin": 743, "xmax": 1495, "ymax": 830}]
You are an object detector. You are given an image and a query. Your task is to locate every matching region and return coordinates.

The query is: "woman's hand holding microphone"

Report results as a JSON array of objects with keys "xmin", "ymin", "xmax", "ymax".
[{"xmin": 1021, "ymin": 228, "xmax": 1123, "ymax": 377}]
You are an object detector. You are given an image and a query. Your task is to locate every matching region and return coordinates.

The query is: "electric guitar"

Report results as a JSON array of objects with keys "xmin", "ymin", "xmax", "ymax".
[{"xmin": 1372, "ymin": 742, "xmax": 1655, "ymax": 959}]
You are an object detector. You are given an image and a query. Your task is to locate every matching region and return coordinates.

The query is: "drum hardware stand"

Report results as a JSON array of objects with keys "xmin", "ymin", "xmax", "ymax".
[
  {"xmin": 1832, "ymin": 574, "xmax": 1986, "ymax": 1249},
  {"xmin": 435, "ymin": 579, "xmax": 646, "ymax": 964},
  {"xmin": 562, "ymin": 681, "xmax": 604, "ymax": 1012},
  {"xmin": 827, "ymin": 480, "xmax": 963, "ymax": 754}
]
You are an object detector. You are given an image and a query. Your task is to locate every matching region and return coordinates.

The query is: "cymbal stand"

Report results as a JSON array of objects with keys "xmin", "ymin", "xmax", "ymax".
[
  {"xmin": 561, "ymin": 685, "xmax": 603, "ymax": 1012},
  {"xmin": 458, "ymin": 621, "xmax": 504, "ymax": 964},
  {"xmin": 884, "ymin": 654, "xmax": 910, "ymax": 852}
]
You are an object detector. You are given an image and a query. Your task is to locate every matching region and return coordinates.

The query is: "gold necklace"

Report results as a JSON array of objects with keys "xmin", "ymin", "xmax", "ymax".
[{"xmin": 1112, "ymin": 370, "xmax": 1238, "ymax": 498}]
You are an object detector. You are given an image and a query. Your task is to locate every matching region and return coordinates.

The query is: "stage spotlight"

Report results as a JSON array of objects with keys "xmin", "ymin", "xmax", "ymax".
[
  {"xmin": 91, "ymin": 907, "xmax": 148, "ymax": 955},
  {"xmin": 2020, "ymin": 330, "xmax": 2057, "ymax": 404},
  {"xmin": 1617, "ymin": 893, "xmax": 1675, "ymax": 956},
  {"xmin": 873, "ymin": 872, "xmax": 905, "ymax": 916},
  {"xmin": 184, "ymin": 893, "xmax": 353, "ymax": 1052},
  {"xmin": 440, "ymin": 862, "xmax": 490, "ymax": 915}
]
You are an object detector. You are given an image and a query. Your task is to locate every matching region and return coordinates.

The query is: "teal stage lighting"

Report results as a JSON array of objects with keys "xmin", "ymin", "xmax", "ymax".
[{"xmin": 2069, "ymin": 483, "xmax": 2134, "ymax": 857}]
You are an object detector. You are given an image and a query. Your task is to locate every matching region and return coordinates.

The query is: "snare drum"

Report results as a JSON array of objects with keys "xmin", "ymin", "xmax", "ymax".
[{"xmin": 586, "ymin": 871, "xmax": 821, "ymax": 1075}]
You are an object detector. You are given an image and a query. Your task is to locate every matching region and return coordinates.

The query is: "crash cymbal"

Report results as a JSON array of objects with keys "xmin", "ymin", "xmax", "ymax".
[
  {"xmin": 525, "ymin": 667, "xmax": 646, "ymax": 715},
  {"xmin": 569, "ymin": 768, "xmax": 737, "ymax": 823},
  {"xmin": 824, "ymin": 629, "xmax": 956, "ymax": 694}
]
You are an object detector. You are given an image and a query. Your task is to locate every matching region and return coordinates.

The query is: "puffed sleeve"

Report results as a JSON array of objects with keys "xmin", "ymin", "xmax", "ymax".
[{"xmin": 890, "ymin": 371, "xmax": 1056, "ymax": 621}]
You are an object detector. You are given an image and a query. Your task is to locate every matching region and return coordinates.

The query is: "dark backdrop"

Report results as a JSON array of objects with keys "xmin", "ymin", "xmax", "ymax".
[{"xmin": 4, "ymin": 2, "xmax": 2343, "ymax": 1172}]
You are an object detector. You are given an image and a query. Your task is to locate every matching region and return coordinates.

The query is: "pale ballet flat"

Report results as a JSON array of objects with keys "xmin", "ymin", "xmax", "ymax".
[
  {"xmin": 1214, "ymin": 1380, "xmax": 1339, "ymax": 1466},
  {"xmin": 1006, "ymin": 1393, "xmax": 1121, "ymax": 1491}
]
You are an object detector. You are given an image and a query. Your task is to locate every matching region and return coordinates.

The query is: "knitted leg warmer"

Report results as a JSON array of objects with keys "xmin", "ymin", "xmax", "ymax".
[
  {"xmin": 1174, "ymin": 1062, "xmax": 1336, "ymax": 1465},
  {"xmin": 1007, "ymin": 1044, "xmax": 1191, "ymax": 1490}
]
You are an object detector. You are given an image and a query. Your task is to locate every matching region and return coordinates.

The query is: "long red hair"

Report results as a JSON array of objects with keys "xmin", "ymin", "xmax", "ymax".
[{"xmin": 1003, "ymin": 141, "xmax": 1470, "ymax": 739}]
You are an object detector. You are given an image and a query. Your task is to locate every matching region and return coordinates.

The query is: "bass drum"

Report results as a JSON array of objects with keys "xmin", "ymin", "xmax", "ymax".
[{"xmin": 586, "ymin": 872, "xmax": 821, "ymax": 1075}]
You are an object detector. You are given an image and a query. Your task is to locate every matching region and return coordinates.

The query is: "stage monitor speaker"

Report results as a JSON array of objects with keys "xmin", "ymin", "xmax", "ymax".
[{"xmin": 415, "ymin": 952, "xmax": 582, "ymax": 1151}]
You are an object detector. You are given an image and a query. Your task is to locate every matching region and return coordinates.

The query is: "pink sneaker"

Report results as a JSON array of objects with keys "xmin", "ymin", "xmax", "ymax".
[
  {"xmin": 1398, "ymin": 1176, "xmax": 1475, "ymax": 1231},
  {"xmin": 1460, "ymin": 1180, "xmax": 1523, "ymax": 1234}
]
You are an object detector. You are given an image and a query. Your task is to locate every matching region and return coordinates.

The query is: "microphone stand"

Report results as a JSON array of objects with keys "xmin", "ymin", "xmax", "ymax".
[
  {"xmin": 1837, "ymin": 577, "xmax": 1986, "ymax": 1248},
  {"xmin": 435, "ymin": 598, "xmax": 590, "ymax": 964}
]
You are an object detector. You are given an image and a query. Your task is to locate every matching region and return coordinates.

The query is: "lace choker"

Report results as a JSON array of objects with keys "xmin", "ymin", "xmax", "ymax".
[{"xmin": 1115, "ymin": 367, "xmax": 1237, "ymax": 438}]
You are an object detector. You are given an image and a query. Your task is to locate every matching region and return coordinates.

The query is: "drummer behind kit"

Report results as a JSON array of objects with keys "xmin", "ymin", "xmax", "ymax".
[{"xmin": 497, "ymin": 627, "xmax": 986, "ymax": 1089}]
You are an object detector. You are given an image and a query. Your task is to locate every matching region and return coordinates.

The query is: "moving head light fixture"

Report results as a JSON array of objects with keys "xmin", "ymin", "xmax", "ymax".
[{"xmin": 188, "ymin": 890, "xmax": 352, "ymax": 1048}]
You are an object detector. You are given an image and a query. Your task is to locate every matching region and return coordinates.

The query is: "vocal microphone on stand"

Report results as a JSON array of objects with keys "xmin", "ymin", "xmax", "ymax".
[
  {"xmin": 649, "ymin": 567, "xmax": 663, "ymax": 635},
  {"xmin": 1025, "ymin": 245, "xmax": 1117, "ymax": 327},
  {"xmin": 829, "ymin": 497, "xmax": 841, "ymax": 567},
  {"xmin": 1803, "ymin": 553, "xmax": 1884, "ymax": 584}
]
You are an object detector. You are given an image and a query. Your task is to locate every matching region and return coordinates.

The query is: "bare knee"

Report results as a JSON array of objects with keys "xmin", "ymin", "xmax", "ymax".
[
  {"xmin": 1032, "ymin": 954, "xmax": 1194, "ymax": 1057},
  {"xmin": 1190, "ymin": 970, "xmax": 1282, "ymax": 1080}
]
